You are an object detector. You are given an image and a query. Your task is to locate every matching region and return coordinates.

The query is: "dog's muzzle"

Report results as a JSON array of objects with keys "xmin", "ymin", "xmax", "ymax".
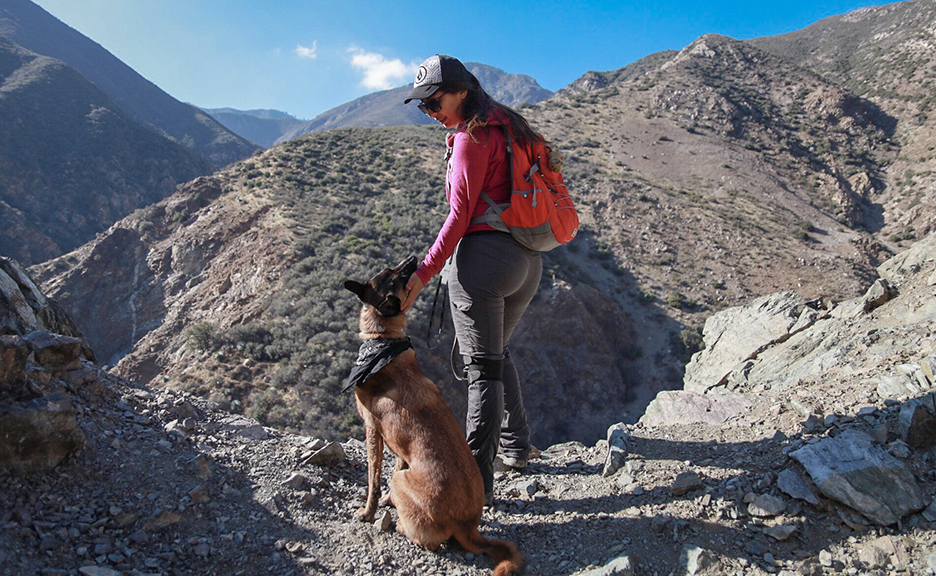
[{"xmin": 394, "ymin": 255, "xmax": 418, "ymax": 279}]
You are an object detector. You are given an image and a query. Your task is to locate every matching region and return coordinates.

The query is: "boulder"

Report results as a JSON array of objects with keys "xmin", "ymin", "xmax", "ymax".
[
  {"xmin": 0, "ymin": 257, "xmax": 94, "ymax": 359},
  {"xmin": 640, "ymin": 390, "xmax": 753, "ymax": 427},
  {"xmin": 862, "ymin": 278, "xmax": 896, "ymax": 312},
  {"xmin": 218, "ymin": 414, "xmax": 269, "ymax": 439},
  {"xmin": 0, "ymin": 392, "xmax": 85, "ymax": 472},
  {"xmin": 602, "ymin": 423, "xmax": 628, "ymax": 477},
  {"xmin": 301, "ymin": 441, "xmax": 346, "ymax": 465},
  {"xmin": 22, "ymin": 330, "xmax": 83, "ymax": 372},
  {"xmin": 898, "ymin": 399, "xmax": 936, "ymax": 449},
  {"xmin": 748, "ymin": 493, "xmax": 786, "ymax": 517},
  {"xmin": 577, "ymin": 555, "xmax": 635, "ymax": 576},
  {"xmin": 684, "ymin": 291, "xmax": 807, "ymax": 393},
  {"xmin": 0, "ymin": 258, "xmax": 38, "ymax": 334},
  {"xmin": 777, "ymin": 468, "xmax": 820, "ymax": 505},
  {"xmin": 877, "ymin": 231, "xmax": 936, "ymax": 285},
  {"xmin": 790, "ymin": 430, "xmax": 924, "ymax": 525},
  {"xmin": 672, "ymin": 471, "xmax": 703, "ymax": 496}
]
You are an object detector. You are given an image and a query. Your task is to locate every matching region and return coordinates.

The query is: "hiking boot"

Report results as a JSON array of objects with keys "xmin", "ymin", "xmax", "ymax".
[
  {"xmin": 484, "ymin": 491, "xmax": 494, "ymax": 508},
  {"xmin": 495, "ymin": 455, "xmax": 527, "ymax": 471}
]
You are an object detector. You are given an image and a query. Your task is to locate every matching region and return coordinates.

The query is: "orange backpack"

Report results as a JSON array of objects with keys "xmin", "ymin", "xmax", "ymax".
[{"xmin": 471, "ymin": 126, "xmax": 579, "ymax": 251}]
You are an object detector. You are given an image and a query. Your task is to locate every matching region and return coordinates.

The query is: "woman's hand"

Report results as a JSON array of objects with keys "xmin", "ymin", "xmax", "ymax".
[{"xmin": 401, "ymin": 273, "xmax": 425, "ymax": 313}]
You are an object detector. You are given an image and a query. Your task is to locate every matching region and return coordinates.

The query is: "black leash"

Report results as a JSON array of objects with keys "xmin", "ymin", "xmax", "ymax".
[
  {"xmin": 425, "ymin": 259, "xmax": 466, "ymax": 382},
  {"xmin": 426, "ymin": 275, "xmax": 448, "ymax": 350}
]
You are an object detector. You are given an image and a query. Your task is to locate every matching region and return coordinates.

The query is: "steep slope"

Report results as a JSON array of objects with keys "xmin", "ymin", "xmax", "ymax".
[
  {"xmin": 30, "ymin": 35, "xmax": 915, "ymax": 449},
  {"xmin": 203, "ymin": 108, "xmax": 305, "ymax": 148},
  {"xmin": 533, "ymin": 34, "xmax": 894, "ymax": 320},
  {"xmin": 0, "ymin": 0, "xmax": 259, "ymax": 165},
  {"xmin": 0, "ymin": 37, "xmax": 214, "ymax": 265},
  {"xmin": 747, "ymin": 0, "xmax": 936, "ymax": 246},
  {"xmin": 276, "ymin": 62, "xmax": 552, "ymax": 143}
]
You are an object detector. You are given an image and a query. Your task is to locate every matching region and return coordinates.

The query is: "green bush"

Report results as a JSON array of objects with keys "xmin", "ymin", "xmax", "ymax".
[{"xmin": 186, "ymin": 322, "xmax": 218, "ymax": 352}]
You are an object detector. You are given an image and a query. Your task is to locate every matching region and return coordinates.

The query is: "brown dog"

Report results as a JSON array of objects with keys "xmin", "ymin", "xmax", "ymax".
[{"xmin": 343, "ymin": 256, "xmax": 522, "ymax": 576}]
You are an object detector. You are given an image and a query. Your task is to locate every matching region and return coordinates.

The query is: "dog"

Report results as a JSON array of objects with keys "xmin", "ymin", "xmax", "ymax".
[{"xmin": 343, "ymin": 256, "xmax": 522, "ymax": 576}]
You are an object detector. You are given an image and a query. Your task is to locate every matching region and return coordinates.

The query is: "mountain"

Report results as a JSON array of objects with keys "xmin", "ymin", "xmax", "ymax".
[
  {"xmin": 0, "ymin": 0, "xmax": 259, "ymax": 165},
  {"xmin": 202, "ymin": 108, "xmax": 305, "ymax": 148},
  {"xmin": 0, "ymin": 37, "xmax": 214, "ymax": 265},
  {"xmin": 746, "ymin": 0, "xmax": 936, "ymax": 244},
  {"xmin": 28, "ymin": 1, "xmax": 936, "ymax": 448},
  {"xmin": 275, "ymin": 62, "xmax": 553, "ymax": 144}
]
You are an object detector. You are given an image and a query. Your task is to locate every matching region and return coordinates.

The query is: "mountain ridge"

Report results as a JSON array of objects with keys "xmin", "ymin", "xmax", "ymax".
[
  {"xmin": 0, "ymin": 37, "xmax": 214, "ymax": 265},
  {"xmin": 0, "ymin": 0, "xmax": 259, "ymax": 166},
  {"xmin": 274, "ymin": 62, "xmax": 553, "ymax": 144}
]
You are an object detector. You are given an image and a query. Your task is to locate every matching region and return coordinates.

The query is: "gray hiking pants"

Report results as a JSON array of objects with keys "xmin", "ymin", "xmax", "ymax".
[{"xmin": 448, "ymin": 231, "xmax": 542, "ymax": 495}]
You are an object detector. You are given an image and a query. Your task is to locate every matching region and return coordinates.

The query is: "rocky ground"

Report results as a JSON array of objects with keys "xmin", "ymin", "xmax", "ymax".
[
  {"xmin": 2, "ymin": 353, "xmax": 936, "ymax": 576},
  {"xmin": 3, "ymin": 234, "xmax": 936, "ymax": 576}
]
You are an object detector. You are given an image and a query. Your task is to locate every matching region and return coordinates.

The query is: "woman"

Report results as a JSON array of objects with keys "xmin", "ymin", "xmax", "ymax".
[{"xmin": 400, "ymin": 54, "xmax": 542, "ymax": 504}]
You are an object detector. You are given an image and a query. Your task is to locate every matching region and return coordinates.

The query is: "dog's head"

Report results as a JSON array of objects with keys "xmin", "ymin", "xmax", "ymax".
[{"xmin": 343, "ymin": 256, "xmax": 418, "ymax": 318}]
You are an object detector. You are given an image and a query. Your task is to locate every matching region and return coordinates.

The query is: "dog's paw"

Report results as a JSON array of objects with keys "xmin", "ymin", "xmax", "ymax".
[
  {"xmin": 378, "ymin": 492, "xmax": 394, "ymax": 508},
  {"xmin": 354, "ymin": 507, "xmax": 376, "ymax": 523}
]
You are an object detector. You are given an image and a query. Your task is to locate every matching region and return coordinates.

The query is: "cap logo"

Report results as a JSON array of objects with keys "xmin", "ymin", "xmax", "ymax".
[{"xmin": 415, "ymin": 65, "xmax": 428, "ymax": 85}]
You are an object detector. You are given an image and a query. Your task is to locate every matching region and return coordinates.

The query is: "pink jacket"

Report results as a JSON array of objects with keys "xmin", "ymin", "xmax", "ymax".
[{"xmin": 415, "ymin": 114, "xmax": 511, "ymax": 285}]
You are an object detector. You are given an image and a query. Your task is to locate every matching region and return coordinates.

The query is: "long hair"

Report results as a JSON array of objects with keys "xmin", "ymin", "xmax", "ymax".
[{"xmin": 440, "ymin": 77, "xmax": 545, "ymax": 146}]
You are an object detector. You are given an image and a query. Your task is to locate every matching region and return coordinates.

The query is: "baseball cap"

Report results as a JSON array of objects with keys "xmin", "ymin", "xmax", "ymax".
[{"xmin": 403, "ymin": 55, "xmax": 477, "ymax": 104}]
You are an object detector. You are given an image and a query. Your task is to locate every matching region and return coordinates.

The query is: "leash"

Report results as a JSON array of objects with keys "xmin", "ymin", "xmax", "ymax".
[
  {"xmin": 426, "ymin": 275, "xmax": 448, "ymax": 350},
  {"xmin": 424, "ymin": 256, "xmax": 466, "ymax": 382}
]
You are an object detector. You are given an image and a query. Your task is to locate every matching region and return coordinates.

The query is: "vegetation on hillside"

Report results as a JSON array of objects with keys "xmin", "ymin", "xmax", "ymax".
[{"xmin": 0, "ymin": 38, "xmax": 214, "ymax": 264}]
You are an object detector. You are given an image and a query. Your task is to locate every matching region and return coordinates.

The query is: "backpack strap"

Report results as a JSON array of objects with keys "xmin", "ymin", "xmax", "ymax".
[
  {"xmin": 469, "ymin": 125, "xmax": 514, "ymax": 231},
  {"xmin": 470, "ymin": 191, "xmax": 510, "ymax": 231}
]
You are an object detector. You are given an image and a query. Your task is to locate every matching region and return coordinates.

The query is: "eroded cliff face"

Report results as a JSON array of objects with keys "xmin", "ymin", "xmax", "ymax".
[{"xmin": 32, "ymin": 175, "xmax": 291, "ymax": 371}]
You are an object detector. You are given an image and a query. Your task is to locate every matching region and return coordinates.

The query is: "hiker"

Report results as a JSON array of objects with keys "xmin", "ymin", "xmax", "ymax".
[{"xmin": 400, "ymin": 54, "xmax": 542, "ymax": 505}]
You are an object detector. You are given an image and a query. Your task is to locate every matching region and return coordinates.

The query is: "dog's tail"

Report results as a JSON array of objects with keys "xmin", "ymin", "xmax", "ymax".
[{"xmin": 454, "ymin": 524, "xmax": 522, "ymax": 576}]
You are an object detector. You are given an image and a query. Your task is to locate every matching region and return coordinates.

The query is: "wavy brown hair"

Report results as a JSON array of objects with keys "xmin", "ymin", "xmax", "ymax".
[{"xmin": 440, "ymin": 77, "xmax": 545, "ymax": 146}]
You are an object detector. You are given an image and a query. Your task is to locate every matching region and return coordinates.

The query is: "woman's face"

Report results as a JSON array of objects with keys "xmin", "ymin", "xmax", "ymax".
[{"xmin": 422, "ymin": 89, "xmax": 468, "ymax": 129}]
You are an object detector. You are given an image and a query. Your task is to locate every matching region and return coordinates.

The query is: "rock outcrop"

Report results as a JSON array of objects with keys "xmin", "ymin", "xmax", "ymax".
[
  {"xmin": 0, "ymin": 257, "xmax": 95, "ymax": 472},
  {"xmin": 639, "ymin": 232, "xmax": 936, "ymax": 532}
]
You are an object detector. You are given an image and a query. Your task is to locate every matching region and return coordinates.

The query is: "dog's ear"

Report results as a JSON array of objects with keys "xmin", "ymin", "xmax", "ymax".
[{"xmin": 343, "ymin": 280, "xmax": 367, "ymax": 301}]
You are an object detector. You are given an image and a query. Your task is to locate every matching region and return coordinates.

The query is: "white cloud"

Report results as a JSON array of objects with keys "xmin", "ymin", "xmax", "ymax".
[
  {"xmin": 295, "ymin": 42, "xmax": 318, "ymax": 60},
  {"xmin": 348, "ymin": 47, "xmax": 415, "ymax": 90}
]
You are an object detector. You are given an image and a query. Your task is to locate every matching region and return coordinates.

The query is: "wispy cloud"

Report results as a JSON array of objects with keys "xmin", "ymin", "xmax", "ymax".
[
  {"xmin": 348, "ymin": 47, "xmax": 415, "ymax": 90},
  {"xmin": 295, "ymin": 42, "xmax": 318, "ymax": 60}
]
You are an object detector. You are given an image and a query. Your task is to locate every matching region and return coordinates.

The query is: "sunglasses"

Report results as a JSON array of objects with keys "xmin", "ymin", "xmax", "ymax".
[{"xmin": 417, "ymin": 92, "xmax": 445, "ymax": 115}]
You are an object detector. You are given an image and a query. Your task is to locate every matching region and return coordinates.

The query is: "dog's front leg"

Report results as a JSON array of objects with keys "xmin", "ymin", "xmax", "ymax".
[{"xmin": 355, "ymin": 423, "xmax": 383, "ymax": 522}]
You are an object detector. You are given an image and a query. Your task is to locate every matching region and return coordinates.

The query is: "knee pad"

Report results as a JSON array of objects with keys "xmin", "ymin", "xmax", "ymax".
[{"xmin": 464, "ymin": 356, "xmax": 504, "ymax": 382}]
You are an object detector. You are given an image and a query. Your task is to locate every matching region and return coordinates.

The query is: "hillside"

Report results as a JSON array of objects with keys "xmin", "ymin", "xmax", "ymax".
[
  {"xmin": 3, "ymin": 233, "xmax": 936, "ymax": 576},
  {"xmin": 0, "ymin": 37, "xmax": 214, "ymax": 265},
  {"xmin": 203, "ymin": 108, "xmax": 305, "ymax": 148},
  {"xmin": 29, "ymin": 127, "xmax": 647, "ymax": 448},
  {"xmin": 747, "ymin": 0, "xmax": 936, "ymax": 245},
  {"xmin": 275, "ymin": 63, "xmax": 553, "ymax": 144},
  {"xmin": 0, "ymin": 0, "xmax": 259, "ymax": 165},
  {"xmin": 29, "ymin": 1, "xmax": 936, "ymax": 449}
]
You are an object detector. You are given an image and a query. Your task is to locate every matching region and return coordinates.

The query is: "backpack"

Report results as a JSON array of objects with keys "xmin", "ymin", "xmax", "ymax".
[{"xmin": 470, "ymin": 125, "xmax": 579, "ymax": 251}]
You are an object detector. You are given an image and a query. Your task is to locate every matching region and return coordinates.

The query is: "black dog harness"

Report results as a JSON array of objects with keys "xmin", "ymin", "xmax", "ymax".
[{"xmin": 343, "ymin": 338, "xmax": 414, "ymax": 392}]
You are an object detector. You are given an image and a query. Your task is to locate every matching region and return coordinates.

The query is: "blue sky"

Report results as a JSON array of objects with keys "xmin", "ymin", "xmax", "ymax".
[{"xmin": 35, "ymin": 0, "xmax": 892, "ymax": 120}]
